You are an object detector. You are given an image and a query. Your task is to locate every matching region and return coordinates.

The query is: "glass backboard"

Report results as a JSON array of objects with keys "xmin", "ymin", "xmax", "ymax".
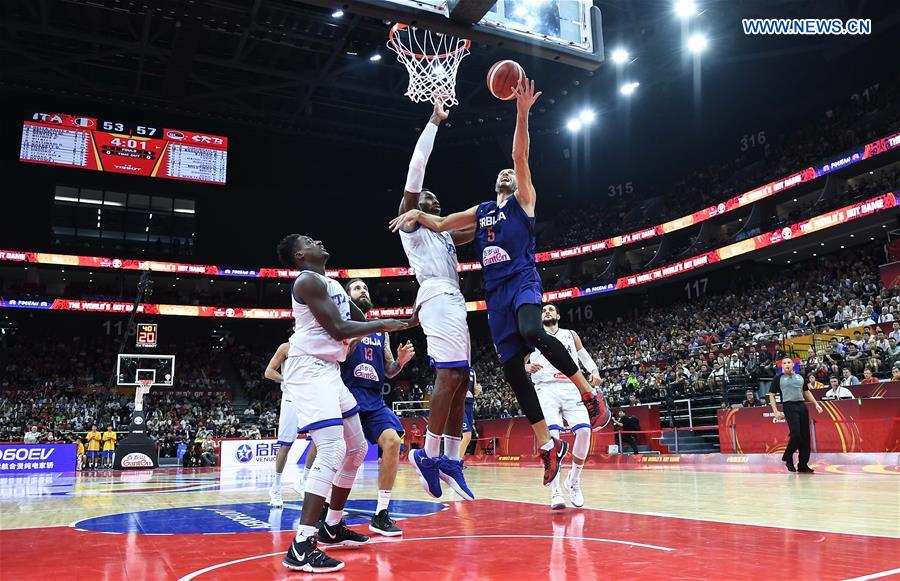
[
  {"xmin": 116, "ymin": 354, "xmax": 175, "ymax": 387},
  {"xmin": 302, "ymin": 0, "xmax": 603, "ymax": 69}
]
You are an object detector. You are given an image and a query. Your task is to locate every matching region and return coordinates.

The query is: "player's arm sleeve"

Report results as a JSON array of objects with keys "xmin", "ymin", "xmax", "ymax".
[
  {"xmin": 577, "ymin": 348, "xmax": 598, "ymax": 375},
  {"xmin": 400, "ymin": 122, "xmax": 439, "ymax": 218},
  {"xmin": 404, "ymin": 123, "xmax": 438, "ymax": 195}
]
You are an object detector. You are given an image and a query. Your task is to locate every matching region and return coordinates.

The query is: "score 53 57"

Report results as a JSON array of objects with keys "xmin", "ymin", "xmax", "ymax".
[{"xmin": 101, "ymin": 120, "xmax": 158, "ymax": 136}]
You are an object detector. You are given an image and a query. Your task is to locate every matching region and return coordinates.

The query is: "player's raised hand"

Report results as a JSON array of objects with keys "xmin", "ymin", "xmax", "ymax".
[
  {"xmin": 525, "ymin": 362, "xmax": 543, "ymax": 374},
  {"xmin": 389, "ymin": 209, "xmax": 421, "ymax": 232},
  {"xmin": 513, "ymin": 77, "xmax": 541, "ymax": 114},
  {"xmin": 396, "ymin": 340, "xmax": 416, "ymax": 367},
  {"xmin": 430, "ymin": 95, "xmax": 449, "ymax": 124}
]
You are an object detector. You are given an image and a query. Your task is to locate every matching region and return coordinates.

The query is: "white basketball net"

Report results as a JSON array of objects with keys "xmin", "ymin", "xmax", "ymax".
[{"xmin": 387, "ymin": 24, "xmax": 470, "ymax": 107}]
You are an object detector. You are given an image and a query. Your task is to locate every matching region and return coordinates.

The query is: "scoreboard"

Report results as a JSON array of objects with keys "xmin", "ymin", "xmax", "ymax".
[{"xmin": 19, "ymin": 113, "xmax": 228, "ymax": 185}]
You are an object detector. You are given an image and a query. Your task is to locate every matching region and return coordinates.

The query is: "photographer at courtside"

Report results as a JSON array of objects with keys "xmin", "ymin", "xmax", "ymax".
[{"xmin": 768, "ymin": 357, "xmax": 824, "ymax": 473}]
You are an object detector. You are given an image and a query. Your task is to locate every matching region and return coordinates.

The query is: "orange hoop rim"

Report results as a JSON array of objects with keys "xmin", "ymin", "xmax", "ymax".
[{"xmin": 388, "ymin": 23, "xmax": 471, "ymax": 61}]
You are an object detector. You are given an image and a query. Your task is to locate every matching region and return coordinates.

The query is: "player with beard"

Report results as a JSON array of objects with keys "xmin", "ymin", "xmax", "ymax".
[
  {"xmin": 525, "ymin": 304, "xmax": 600, "ymax": 509},
  {"xmin": 276, "ymin": 234, "xmax": 418, "ymax": 574},
  {"xmin": 391, "ymin": 79, "xmax": 610, "ymax": 488},
  {"xmin": 338, "ymin": 278, "xmax": 416, "ymax": 536},
  {"xmin": 395, "ymin": 98, "xmax": 476, "ymax": 501}
]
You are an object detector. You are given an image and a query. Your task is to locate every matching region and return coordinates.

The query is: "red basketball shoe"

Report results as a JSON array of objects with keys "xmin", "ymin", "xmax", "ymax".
[{"xmin": 539, "ymin": 438, "xmax": 569, "ymax": 486}]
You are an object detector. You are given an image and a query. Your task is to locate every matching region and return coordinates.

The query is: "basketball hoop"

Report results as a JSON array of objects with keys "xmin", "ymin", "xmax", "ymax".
[{"xmin": 387, "ymin": 23, "xmax": 470, "ymax": 106}]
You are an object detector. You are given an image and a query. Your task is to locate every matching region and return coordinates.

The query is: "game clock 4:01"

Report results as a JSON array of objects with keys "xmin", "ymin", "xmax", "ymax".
[{"xmin": 19, "ymin": 113, "xmax": 228, "ymax": 185}]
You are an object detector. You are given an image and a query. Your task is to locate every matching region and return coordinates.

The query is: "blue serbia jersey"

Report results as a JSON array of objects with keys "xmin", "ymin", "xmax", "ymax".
[
  {"xmin": 340, "ymin": 332, "xmax": 386, "ymax": 411},
  {"xmin": 474, "ymin": 193, "xmax": 536, "ymax": 290}
]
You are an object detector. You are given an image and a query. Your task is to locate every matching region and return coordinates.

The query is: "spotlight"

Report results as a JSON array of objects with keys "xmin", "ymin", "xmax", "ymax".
[
  {"xmin": 620, "ymin": 81, "xmax": 640, "ymax": 95},
  {"xmin": 332, "ymin": 9, "xmax": 344, "ymax": 18},
  {"xmin": 369, "ymin": 53, "xmax": 382, "ymax": 62},
  {"xmin": 675, "ymin": 0, "xmax": 696, "ymax": 19},
  {"xmin": 566, "ymin": 118, "xmax": 583, "ymax": 132},
  {"xmin": 611, "ymin": 48, "xmax": 629, "ymax": 64},
  {"xmin": 687, "ymin": 33, "xmax": 708, "ymax": 54},
  {"xmin": 579, "ymin": 109, "xmax": 596, "ymax": 124}
]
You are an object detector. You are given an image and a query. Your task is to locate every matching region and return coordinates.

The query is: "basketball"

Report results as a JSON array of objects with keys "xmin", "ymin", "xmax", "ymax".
[{"xmin": 487, "ymin": 60, "xmax": 525, "ymax": 100}]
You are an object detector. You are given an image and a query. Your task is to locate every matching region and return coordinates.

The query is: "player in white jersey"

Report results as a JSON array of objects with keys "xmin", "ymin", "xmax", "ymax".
[
  {"xmin": 397, "ymin": 98, "xmax": 476, "ymax": 501},
  {"xmin": 264, "ymin": 339, "xmax": 319, "ymax": 508},
  {"xmin": 275, "ymin": 234, "xmax": 418, "ymax": 574},
  {"xmin": 525, "ymin": 303, "xmax": 600, "ymax": 510}
]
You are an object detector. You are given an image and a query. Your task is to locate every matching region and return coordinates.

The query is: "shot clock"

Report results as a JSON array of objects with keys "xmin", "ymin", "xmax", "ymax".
[{"xmin": 136, "ymin": 323, "xmax": 158, "ymax": 348}]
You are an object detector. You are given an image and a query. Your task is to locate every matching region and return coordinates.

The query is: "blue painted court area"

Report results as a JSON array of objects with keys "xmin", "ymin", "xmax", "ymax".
[{"xmin": 72, "ymin": 499, "xmax": 446, "ymax": 534}]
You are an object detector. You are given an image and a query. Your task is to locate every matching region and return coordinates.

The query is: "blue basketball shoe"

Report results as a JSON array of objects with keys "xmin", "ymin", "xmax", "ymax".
[
  {"xmin": 409, "ymin": 449, "xmax": 442, "ymax": 498},
  {"xmin": 438, "ymin": 456, "xmax": 475, "ymax": 501}
]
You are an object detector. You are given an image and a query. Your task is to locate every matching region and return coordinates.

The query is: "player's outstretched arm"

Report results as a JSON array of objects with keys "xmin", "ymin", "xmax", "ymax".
[
  {"xmin": 264, "ymin": 342, "xmax": 289, "ymax": 382},
  {"xmin": 390, "ymin": 205, "xmax": 478, "ymax": 233},
  {"xmin": 399, "ymin": 98, "xmax": 448, "ymax": 219},
  {"xmin": 293, "ymin": 273, "xmax": 419, "ymax": 340},
  {"xmin": 511, "ymin": 78, "xmax": 541, "ymax": 217},
  {"xmin": 450, "ymin": 225, "xmax": 476, "ymax": 246}
]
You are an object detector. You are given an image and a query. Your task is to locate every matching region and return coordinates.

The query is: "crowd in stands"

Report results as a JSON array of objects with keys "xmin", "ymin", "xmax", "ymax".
[
  {"xmin": 3, "ymin": 76, "xmax": 900, "ymax": 445},
  {"xmin": 539, "ymin": 75, "xmax": 900, "ymax": 253}
]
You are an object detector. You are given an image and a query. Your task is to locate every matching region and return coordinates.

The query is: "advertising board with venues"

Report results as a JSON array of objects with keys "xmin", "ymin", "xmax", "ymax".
[
  {"xmin": 219, "ymin": 438, "xmax": 311, "ymax": 473},
  {"xmin": 0, "ymin": 444, "xmax": 76, "ymax": 474}
]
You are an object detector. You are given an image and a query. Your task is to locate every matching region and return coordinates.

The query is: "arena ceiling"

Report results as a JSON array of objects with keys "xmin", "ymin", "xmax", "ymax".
[{"xmin": 1, "ymin": 0, "xmax": 894, "ymax": 150}]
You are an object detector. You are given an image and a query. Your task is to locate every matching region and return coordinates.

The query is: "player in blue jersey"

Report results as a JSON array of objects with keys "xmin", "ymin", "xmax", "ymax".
[
  {"xmin": 339, "ymin": 279, "xmax": 416, "ymax": 536},
  {"xmin": 391, "ymin": 78, "xmax": 611, "ymax": 488}
]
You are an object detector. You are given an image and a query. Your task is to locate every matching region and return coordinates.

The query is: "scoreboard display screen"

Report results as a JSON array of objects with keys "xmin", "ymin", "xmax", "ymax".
[
  {"xmin": 136, "ymin": 323, "xmax": 158, "ymax": 348},
  {"xmin": 19, "ymin": 113, "xmax": 227, "ymax": 185}
]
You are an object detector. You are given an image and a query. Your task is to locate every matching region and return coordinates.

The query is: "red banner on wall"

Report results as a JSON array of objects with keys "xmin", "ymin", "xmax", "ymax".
[{"xmin": 717, "ymin": 395, "xmax": 900, "ymax": 454}]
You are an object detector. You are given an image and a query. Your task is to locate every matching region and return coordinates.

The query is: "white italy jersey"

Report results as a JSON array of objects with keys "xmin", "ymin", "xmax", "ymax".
[
  {"xmin": 288, "ymin": 271, "xmax": 352, "ymax": 363},
  {"xmin": 400, "ymin": 225, "xmax": 461, "ymax": 305},
  {"xmin": 531, "ymin": 328, "xmax": 578, "ymax": 386}
]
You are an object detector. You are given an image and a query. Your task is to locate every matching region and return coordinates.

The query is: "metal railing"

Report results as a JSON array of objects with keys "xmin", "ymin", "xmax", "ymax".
[{"xmin": 392, "ymin": 400, "xmax": 430, "ymax": 416}]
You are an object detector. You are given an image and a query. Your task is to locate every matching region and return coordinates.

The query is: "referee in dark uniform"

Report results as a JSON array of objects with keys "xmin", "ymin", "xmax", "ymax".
[{"xmin": 768, "ymin": 357, "xmax": 823, "ymax": 473}]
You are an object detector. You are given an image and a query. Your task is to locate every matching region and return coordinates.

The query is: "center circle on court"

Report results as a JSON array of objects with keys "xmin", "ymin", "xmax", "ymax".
[{"xmin": 72, "ymin": 499, "xmax": 446, "ymax": 534}]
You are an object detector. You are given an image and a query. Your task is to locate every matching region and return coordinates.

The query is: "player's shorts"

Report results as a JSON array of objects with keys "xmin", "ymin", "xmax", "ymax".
[
  {"xmin": 419, "ymin": 288, "xmax": 471, "ymax": 368},
  {"xmin": 535, "ymin": 381, "xmax": 591, "ymax": 432},
  {"xmin": 277, "ymin": 392, "xmax": 301, "ymax": 445},
  {"xmin": 282, "ymin": 355, "xmax": 359, "ymax": 433},
  {"xmin": 485, "ymin": 267, "xmax": 543, "ymax": 364},
  {"xmin": 102, "ymin": 450, "xmax": 114, "ymax": 459},
  {"xmin": 357, "ymin": 405, "xmax": 405, "ymax": 446},
  {"xmin": 87, "ymin": 450, "xmax": 100, "ymax": 458},
  {"xmin": 462, "ymin": 398, "xmax": 475, "ymax": 433}
]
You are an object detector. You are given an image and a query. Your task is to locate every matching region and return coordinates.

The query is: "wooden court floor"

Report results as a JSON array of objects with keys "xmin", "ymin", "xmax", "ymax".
[{"xmin": 1, "ymin": 461, "xmax": 898, "ymax": 580}]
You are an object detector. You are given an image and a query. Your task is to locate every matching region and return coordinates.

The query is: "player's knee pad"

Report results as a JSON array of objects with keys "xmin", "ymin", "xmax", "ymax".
[
  {"xmin": 572, "ymin": 427, "xmax": 591, "ymax": 460},
  {"xmin": 502, "ymin": 355, "xmax": 545, "ymax": 424},
  {"xmin": 334, "ymin": 416, "xmax": 368, "ymax": 489},
  {"xmin": 306, "ymin": 425, "xmax": 346, "ymax": 497}
]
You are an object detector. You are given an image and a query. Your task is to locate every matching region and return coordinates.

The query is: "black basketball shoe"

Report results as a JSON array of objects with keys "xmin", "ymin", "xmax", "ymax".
[
  {"xmin": 282, "ymin": 536, "xmax": 344, "ymax": 573},
  {"xmin": 369, "ymin": 509, "xmax": 403, "ymax": 537},
  {"xmin": 317, "ymin": 519, "xmax": 371, "ymax": 547}
]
